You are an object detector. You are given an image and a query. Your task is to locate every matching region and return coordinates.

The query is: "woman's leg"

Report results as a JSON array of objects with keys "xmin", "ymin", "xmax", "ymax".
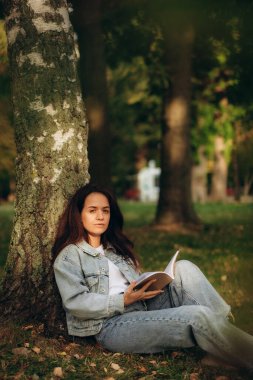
[
  {"xmin": 96, "ymin": 260, "xmax": 253, "ymax": 368},
  {"xmin": 146, "ymin": 260, "xmax": 230, "ymax": 318},
  {"xmin": 96, "ymin": 305, "xmax": 253, "ymax": 369}
]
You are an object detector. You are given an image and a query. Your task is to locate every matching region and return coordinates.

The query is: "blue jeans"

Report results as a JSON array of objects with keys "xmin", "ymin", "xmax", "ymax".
[{"xmin": 96, "ymin": 260, "xmax": 253, "ymax": 369}]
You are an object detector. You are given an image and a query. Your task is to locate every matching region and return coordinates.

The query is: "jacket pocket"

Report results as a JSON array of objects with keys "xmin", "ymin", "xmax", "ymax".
[{"xmin": 85, "ymin": 274, "xmax": 99, "ymax": 290}]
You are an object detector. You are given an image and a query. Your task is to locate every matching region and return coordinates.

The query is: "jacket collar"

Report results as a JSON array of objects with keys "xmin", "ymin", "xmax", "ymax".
[{"xmin": 75, "ymin": 239, "xmax": 116, "ymax": 257}]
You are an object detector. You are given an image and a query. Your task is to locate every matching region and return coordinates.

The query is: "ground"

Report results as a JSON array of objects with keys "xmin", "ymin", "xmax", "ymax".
[{"xmin": 0, "ymin": 201, "xmax": 252, "ymax": 379}]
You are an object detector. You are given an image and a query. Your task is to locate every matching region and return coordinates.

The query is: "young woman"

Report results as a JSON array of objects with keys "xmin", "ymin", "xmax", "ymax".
[{"xmin": 53, "ymin": 183, "xmax": 253, "ymax": 369}]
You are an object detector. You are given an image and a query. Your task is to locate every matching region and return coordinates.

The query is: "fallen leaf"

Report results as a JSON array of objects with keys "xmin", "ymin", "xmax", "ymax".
[
  {"xmin": 53, "ymin": 367, "xmax": 63, "ymax": 378},
  {"xmin": 103, "ymin": 367, "xmax": 108, "ymax": 373},
  {"xmin": 31, "ymin": 375, "xmax": 40, "ymax": 380},
  {"xmin": 104, "ymin": 378, "xmax": 115, "ymax": 380},
  {"xmin": 32, "ymin": 347, "xmax": 41, "ymax": 354},
  {"xmin": 12, "ymin": 347, "xmax": 30, "ymax": 356},
  {"xmin": 24, "ymin": 342, "xmax": 30, "ymax": 348},
  {"xmin": 152, "ymin": 371, "xmax": 157, "ymax": 375},
  {"xmin": 149, "ymin": 360, "xmax": 157, "ymax": 365},
  {"xmin": 171, "ymin": 351, "xmax": 182, "ymax": 359},
  {"xmin": 221, "ymin": 275, "xmax": 227, "ymax": 282},
  {"xmin": 65, "ymin": 343, "xmax": 80, "ymax": 350},
  {"xmin": 58, "ymin": 351, "xmax": 67, "ymax": 356},
  {"xmin": 112, "ymin": 352, "xmax": 121, "ymax": 356},
  {"xmin": 111, "ymin": 363, "xmax": 120, "ymax": 371},
  {"xmin": 190, "ymin": 373, "xmax": 200, "ymax": 380},
  {"xmin": 90, "ymin": 362, "xmax": 96, "ymax": 367},
  {"xmin": 21, "ymin": 325, "xmax": 33, "ymax": 330},
  {"xmin": 117, "ymin": 369, "xmax": 124, "ymax": 374},
  {"xmin": 138, "ymin": 366, "xmax": 147, "ymax": 373},
  {"xmin": 215, "ymin": 377, "xmax": 230, "ymax": 380}
]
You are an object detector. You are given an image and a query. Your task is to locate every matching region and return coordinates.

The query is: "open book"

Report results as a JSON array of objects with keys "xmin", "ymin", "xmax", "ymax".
[{"xmin": 134, "ymin": 250, "xmax": 180, "ymax": 291}]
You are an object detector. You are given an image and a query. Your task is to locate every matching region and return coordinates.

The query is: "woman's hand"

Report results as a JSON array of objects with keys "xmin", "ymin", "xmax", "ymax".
[{"xmin": 123, "ymin": 280, "xmax": 163, "ymax": 306}]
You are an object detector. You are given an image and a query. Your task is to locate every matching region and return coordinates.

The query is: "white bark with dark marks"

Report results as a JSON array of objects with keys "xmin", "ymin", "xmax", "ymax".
[{"xmin": 1, "ymin": 0, "xmax": 89, "ymax": 324}]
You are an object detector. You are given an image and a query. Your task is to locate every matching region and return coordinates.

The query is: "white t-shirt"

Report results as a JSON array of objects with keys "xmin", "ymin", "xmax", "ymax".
[{"xmin": 95, "ymin": 245, "xmax": 129, "ymax": 295}]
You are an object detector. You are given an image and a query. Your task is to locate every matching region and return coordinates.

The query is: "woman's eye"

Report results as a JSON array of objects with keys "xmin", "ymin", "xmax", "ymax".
[{"xmin": 103, "ymin": 210, "xmax": 110, "ymax": 214}]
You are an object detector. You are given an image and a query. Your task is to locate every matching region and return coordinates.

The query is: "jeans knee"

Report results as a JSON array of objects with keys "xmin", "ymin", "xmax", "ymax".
[
  {"xmin": 190, "ymin": 306, "xmax": 216, "ymax": 328},
  {"xmin": 175, "ymin": 260, "xmax": 200, "ymax": 280}
]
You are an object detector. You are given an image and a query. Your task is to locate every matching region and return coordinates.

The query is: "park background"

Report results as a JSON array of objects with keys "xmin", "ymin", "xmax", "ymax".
[{"xmin": 0, "ymin": 1, "xmax": 253, "ymax": 379}]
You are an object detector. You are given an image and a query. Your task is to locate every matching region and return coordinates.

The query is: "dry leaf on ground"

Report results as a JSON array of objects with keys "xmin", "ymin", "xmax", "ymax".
[
  {"xmin": 111, "ymin": 362, "xmax": 120, "ymax": 370},
  {"xmin": 32, "ymin": 346, "xmax": 40, "ymax": 354},
  {"xmin": 190, "ymin": 373, "xmax": 200, "ymax": 380},
  {"xmin": 53, "ymin": 367, "xmax": 64, "ymax": 378}
]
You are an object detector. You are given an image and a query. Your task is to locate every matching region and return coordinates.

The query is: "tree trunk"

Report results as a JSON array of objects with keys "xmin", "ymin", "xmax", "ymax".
[
  {"xmin": 155, "ymin": 26, "xmax": 200, "ymax": 227},
  {"xmin": 71, "ymin": 0, "xmax": 111, "ymax": 188},
  {"xmin": 1, "ymin": 0, "xmax": 89, "ymax": 328},
  {"xmin": 191, "ymin": 146, "xmax": 208, "ymax": 203},
  {"xmin": 232, "ymin": 123, "xmax": 240, "ymax": 201},
  {"xmin": 210, "ymin": 136, "xmax": 228, "ymax": 201}
]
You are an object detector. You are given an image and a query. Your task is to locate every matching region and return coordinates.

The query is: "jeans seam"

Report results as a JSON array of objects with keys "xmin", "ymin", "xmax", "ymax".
[{"xmin": 182, "ymin": 288, "xmax": 201, "ymax": 305}]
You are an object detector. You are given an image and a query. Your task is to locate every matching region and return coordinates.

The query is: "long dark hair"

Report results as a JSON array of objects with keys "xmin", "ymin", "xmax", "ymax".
[{"xmin": 52, "ymin": 183, "xmax": 139, "ymax": 268}]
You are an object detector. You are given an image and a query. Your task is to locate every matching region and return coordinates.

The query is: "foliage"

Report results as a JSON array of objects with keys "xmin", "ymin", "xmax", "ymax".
[
  {"xmin": 0, "ymin": 20, "xmax": 7, "ymax": 66},
  {"xmin": 192, "ymin": 20, "xmax": 246, "ymax": 166},
  {"xmin": 108, "ymin": 56, "xmax": 161, "ymax": 194},
  {"xmin": 0, "ymin": 102, "xmax": 15, "ymax": 172},
  {"xmin": 103, "ymin": 1, "xmax": 253, "ymax": 195},
  {"xmin": 0, "ymin": 203, "xmax": 13, "ymax": 274},
  {"xmin": 0, "ymin": 200, "xmax": 253, "ymax": 378}
]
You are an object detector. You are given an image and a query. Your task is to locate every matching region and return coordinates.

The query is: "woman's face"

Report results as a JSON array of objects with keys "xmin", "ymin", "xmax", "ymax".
[{"xmin": 81, "ymin": 192, "xmax": 110, "ymax": 246}]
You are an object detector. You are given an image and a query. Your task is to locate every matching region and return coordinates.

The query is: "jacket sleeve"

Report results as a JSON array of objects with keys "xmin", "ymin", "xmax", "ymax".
[{"xmin": 53, "ymin": 250, "xmax": 125, "ymax": 320}]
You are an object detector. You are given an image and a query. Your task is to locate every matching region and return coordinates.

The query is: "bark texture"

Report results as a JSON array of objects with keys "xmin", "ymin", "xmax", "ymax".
[
  {"xmin": 1, "ymin": 0, "xmax": 89, "ymax": 327},
  {"xmin": 155, "ymin": 26, "xmax": 199, "ymax": 227},
  {"xmin": 210, "ymin": 136, "xmax": 228, "ymax": 201},
  {"xmin": 72, "ymin": 0, "xmax": 111, "ymax": 188}
]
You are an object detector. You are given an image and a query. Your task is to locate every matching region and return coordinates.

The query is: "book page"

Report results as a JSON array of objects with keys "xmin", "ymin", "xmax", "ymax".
[
  {"xmin": 134, "ymin": 250, "xmax": 180, "ymax": 290},
  {"xmin": 164, "ymin": 250, "xmax": 180, "ymax": 279},
  {"xmin": 134, "ymin": 272, "xmax": 172, "ymax": 290}
]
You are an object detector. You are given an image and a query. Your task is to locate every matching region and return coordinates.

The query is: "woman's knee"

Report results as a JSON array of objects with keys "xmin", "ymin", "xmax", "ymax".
[
  {"xmin": 175, "ymin": 260, "xmax": 201, "ymax": 280},
  {"xmin": 189, "ymin": 305, "xmax": 216, "ymax": 328}
]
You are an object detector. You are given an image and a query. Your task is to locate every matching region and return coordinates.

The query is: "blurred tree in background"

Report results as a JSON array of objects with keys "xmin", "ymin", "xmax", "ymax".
[
  {"xmin": 0, "ymin": 19, "xmax": 15, "ymax": 200},
  {"xmin": 71, "ymin": 0, "xmax": 111, "ymax": 188}
]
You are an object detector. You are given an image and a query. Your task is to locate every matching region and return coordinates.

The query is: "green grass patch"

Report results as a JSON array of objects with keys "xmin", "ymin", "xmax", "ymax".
[
  {"xmin": 0, "ymin": 201, "xmax": 252, "ymax": 379},
  {"xmin": 0, "ymin": 202, "xmax": 14, "ymax": 270}
]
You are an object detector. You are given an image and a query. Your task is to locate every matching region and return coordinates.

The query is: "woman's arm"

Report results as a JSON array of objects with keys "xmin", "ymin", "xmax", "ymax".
[{"xmin": 54, "ymin": 253, "xmax": 124, "ymax": 320}]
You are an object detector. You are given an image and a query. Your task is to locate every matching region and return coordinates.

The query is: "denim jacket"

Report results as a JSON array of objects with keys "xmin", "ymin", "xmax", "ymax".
[{"xmin": 53, "ymin": 240, "xmax": 139, "ymax": 337}]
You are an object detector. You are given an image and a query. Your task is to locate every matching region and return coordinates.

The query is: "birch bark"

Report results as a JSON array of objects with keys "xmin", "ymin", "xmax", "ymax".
[{"xmin": 1, "ymin": 0, "xmax": 89, "ymax": 326}]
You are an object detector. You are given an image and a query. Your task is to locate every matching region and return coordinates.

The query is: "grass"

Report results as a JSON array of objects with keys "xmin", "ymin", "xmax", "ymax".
[
  {"xmin": 0, "ymin": 202, "xmax": 13, "ymax": 270},
  {"xmin": 0, "ymin": 201, "xmax": 253, "ymax": 379}
]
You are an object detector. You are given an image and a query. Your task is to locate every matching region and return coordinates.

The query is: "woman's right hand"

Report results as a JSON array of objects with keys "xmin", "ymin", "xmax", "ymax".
[{"xmin": 123, "ymin": 280, "xmax": 163, "ymax": 306}]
